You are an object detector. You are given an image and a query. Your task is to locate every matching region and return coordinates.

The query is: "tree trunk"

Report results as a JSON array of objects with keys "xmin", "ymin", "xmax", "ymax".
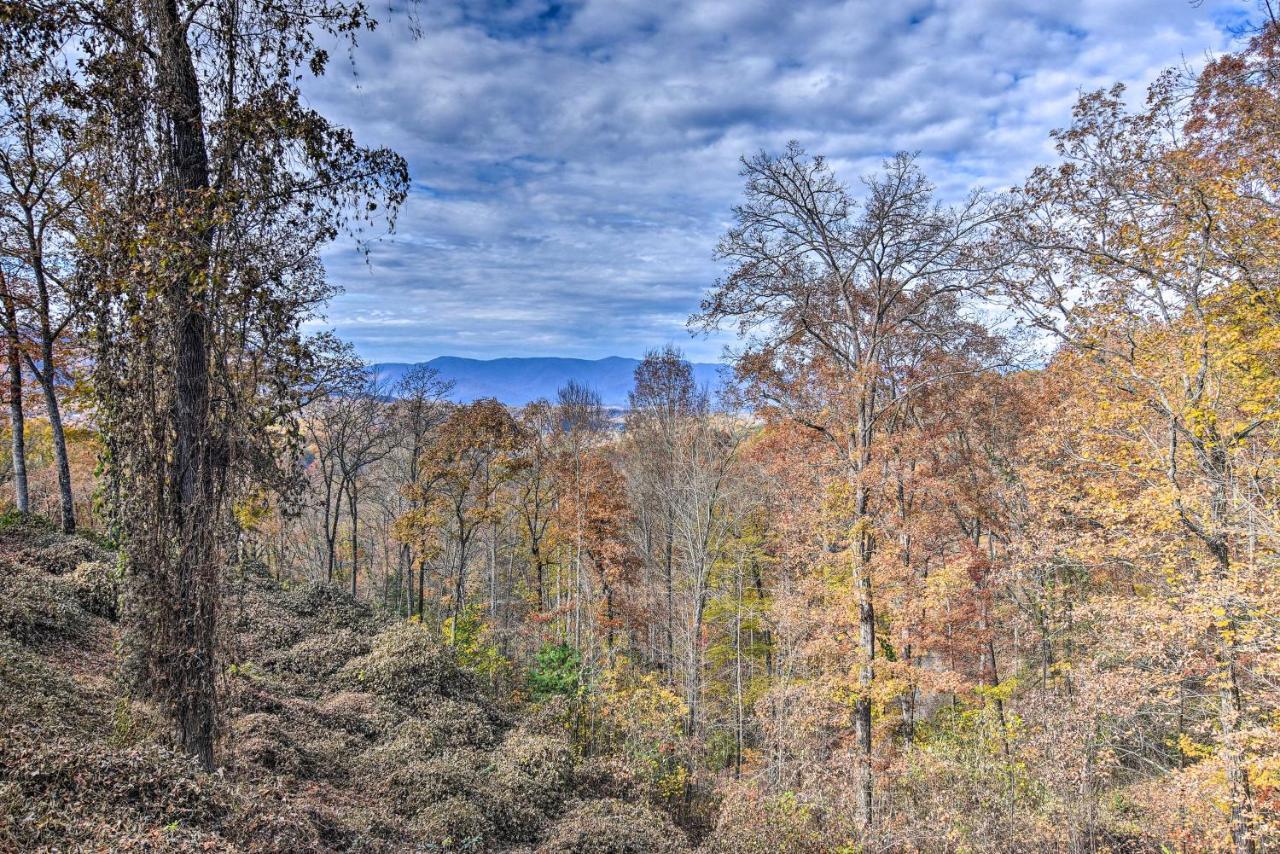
[
  {"xmin": 851, "ymin": 417, "xmax": 876, "ymax": 829},
  {"xmin": 2, "ymin": 289, "xmax": 27, "ymax": 514},
  {"xmin": 149, "ymin": 0, "xmax": 218, "ymax": 772},
  {"xmin": 21, "ymin": 210, "xmax": 74, "ymax": 532},
  {"xmin": 348, "ymin": 479, "xmax": 359, "ymax": 597},
  {"xmin": 30, "ymin": 355, "xmax": 74, "ymax": 533}
]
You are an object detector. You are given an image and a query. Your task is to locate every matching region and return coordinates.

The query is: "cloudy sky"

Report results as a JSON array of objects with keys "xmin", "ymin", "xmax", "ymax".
[{"xmin": 304, "ymin": 0, "xmax": 1252, "ymax": 364}]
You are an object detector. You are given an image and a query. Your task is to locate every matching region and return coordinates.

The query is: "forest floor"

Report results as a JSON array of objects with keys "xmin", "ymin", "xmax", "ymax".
[{"xmin": 0, "ymin": 516, "xmax": 689, "ymax": 852}]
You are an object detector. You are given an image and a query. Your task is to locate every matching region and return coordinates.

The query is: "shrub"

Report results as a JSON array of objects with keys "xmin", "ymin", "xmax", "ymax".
[
  {"xmin": 70, "ymin": 560, "xmax": 120, "ymax": 620},
  {"xmin": 0, "ymin": 736, "xmax": 232, "ymax": 839},
  {"xmin": 487, "ymin": 727, "xmax": 575, "ymax": 841},
  {"xmin": 316, "ymin": 691, "xmax": 383, "ymax": 737},
  {"xmin": 572, "ymin": 755, "xmax": 651, "ymax": 802},
  {"xmin": 0, "ymin": 562, "xmax": 87, "ymax": 644},
  {"xmin": 535, "ymin": 798, "xmax": 690, "ymax": 853},
  {"xmin": 30, "ymin": 535, "xmax": 113, "ymax": 576},
  {"xmin": 288, "ymin": 581, "xmax": 377, "ymax": 632},
  {"xmin": 363, "ymin": 749, "xmax": 488, "ymax": 818},
  {"xmin": 0, "ymin": 520, "xmax": 114, "ymax": 575},
  {"xmin": 267, "ymin": 629, "xmax": 371, "ymax": 680},
  {"xmin": 0, "ymin": 638, "xmax": 98, "ymax": 733},
  {"xmin": 410, "ymin": 794, "xmax": 494, "ymax": 853},
  {"xmin": 0, "ymin": 733, "xmax": 329, "ymax": 851},
  {"xmin": 388, "ymin": 698, "xmax": 501, "ymax": 755},
  {"xmin": 528, "ymin": 641, "xmax": 582, "ymax": 700},
  {"xmin": 701, "ymin": 789, "xmax": 832, "ymax": 854},
  {"xmin": 229, "ymin": 711, "xmax": 313, "ymax": 776},
  {"xmin": 339, "ymin": 622, "xmax": 473, "ymax": 706}
]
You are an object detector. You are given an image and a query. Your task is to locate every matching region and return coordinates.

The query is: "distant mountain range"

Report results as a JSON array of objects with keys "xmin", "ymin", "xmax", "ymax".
[{"xmin": 370, "ymin": 356, "xmax": 727, "ymax": 408}]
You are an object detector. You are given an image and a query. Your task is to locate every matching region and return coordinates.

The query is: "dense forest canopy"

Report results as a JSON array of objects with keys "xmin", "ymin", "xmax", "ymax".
[{"xmin": 1, "ymin": 1, "xmax": 1279, "ymax": 852}]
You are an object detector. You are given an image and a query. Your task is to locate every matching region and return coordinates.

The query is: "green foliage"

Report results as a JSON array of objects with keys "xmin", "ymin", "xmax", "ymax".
[
  {"xmin": 528, "ymin": 642, "xmax": 582, "ymax": 701},
  {"xmin": 443, "ymin": 605, "xmax": 510, "ymax": 686}
]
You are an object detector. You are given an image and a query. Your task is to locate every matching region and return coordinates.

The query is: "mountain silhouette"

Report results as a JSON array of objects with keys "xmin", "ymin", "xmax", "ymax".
[{"xmin": 370, "ymin": 356, "xmax": 727, "ymax": 408}]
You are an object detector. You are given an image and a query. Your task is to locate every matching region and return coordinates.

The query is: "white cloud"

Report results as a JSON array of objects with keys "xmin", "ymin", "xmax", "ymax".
[{"xmin": 303, "ymin": 0, "xmax": 1250, "ymax": 363}]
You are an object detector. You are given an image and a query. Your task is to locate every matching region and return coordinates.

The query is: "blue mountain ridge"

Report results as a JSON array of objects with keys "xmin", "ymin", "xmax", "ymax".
[{"xmin": 370, "ymin": 356, "xmax": 727, "ymax": 408}]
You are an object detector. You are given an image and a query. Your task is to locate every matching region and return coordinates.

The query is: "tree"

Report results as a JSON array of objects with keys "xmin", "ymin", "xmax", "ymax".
[
  {"xmin": 998, "ymin": 41, "xmax": 1280, "ymax": 848},
  {"xmin": 0, "ymin": 53, "xmax": 84, "ymax": 531},
  {"xmin": 334, "ymin": 380, "xmax": 392, "ymax": 597},
  {"xmin": 697, "ymin": 145, "xmax": 1003, "ymax": 826},
  {"xmin": 626, "ymin": 346, "xmax": 709, "ymax": 679},
  {"xmin": 392, "ymin": 364, "xmax": 453, "ymax": 616},
  {"xmin": 0, "ymin": 264, "xmax": 26, "ymax": 513},
  {"xmin": 2, "ymin": 0, "xmax": 409, "ymax": 769},
  {"xmin": 405, "ymin": 399, "xmax": 524, "ymax": 645}
]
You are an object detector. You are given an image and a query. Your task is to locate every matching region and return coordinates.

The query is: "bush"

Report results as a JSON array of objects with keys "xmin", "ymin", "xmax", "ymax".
[
  {"xmin": 528, "ymin": 642, "xmax": 582, "ymax": 700},
  {"xmin": 535, "ymin": 798, "xmax": 690, "ymax": 853},
  {"xmin": 385, "ymin": 698, "xmax": 501, "ymax": 756},
  {"xmin": 0, "ymin": 736, "xmax": 232, "ymax": 842},
  {"xmin": 361, "ymin": 749, "xmax": 488, "ymax": 818},
  {"xmin": 0, "ymin": 733, "xmax": 330, "ymax": 851},
  {"xmin": 0, "ymin": 562, "xmax": 87, "ymax": 644},
  {"xmin": 701, "ymin": 789, "xmax": 832, "ymax": 854},
  {"xmin": 0, "ymin": 519, "xmax": 114, "ymax": 575},
  {"xmin": 410, "ymin": 794, "xmax": 495, "ymax": 852},
  {"xmin": 339, "ymin": 622, "xmax": 473, "ymax": 706},
  {"xmin": 487, "ymin": 727, "xmax": 576, "ymax": 841},
  {"xmin": 572, "ymin": 756, "xmax": 651, "ymax": 802},
  {"xmin": 288, "ymin": 581, "xmax": 376, "ymax": 631},
  {"xmin": 70, "ymin": 560, "xmax": 120, "ymax": 620},
  {"xmin": 0, "ymin": 638, "xmax": 98, "ymax": 733},
  {"xmin": 229, "ymin": 711, "xmax": 314, "ymax": 776},
  {"xmin": 267, "ymin": 629, "xmax": 371, "ymax": 680},
  {"xmin": 316, "ymin": 691, "xmax": 383, "ymax": 737}
]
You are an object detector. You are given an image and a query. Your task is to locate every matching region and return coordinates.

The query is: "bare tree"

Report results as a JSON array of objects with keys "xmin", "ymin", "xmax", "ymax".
[
  {"xmin": 626, "ymin": 346, "xmax": 709, "ymax": 679},
  {"xmin": 0, "ymin": 58, "xmax": 85, "ymax": 532},
  {"xmin": 696, "ymin": 145, "xmax": 1004, "ymax": 826}
]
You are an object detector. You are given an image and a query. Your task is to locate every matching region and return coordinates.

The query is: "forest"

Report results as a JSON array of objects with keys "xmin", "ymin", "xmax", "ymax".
[{"xmin": 0, "ymin": 1, "xmax": 1278, "ymax": 852}]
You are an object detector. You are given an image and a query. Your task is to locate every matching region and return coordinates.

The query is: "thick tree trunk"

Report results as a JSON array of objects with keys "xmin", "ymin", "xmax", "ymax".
[{"xmin": 149, "ymin": 0, "xmax": 218, "ymax": 772}]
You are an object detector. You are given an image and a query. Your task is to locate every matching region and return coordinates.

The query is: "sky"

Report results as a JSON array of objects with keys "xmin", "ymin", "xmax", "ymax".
[{"xmin": 303, "ymin": 0, "xmax": 1253, "ymax": 365}]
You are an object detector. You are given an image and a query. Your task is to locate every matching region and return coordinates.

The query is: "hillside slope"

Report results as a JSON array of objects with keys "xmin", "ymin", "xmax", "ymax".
[{"xmin": 0, "ymin": 517, "xmax": 689, "ymax": 852}]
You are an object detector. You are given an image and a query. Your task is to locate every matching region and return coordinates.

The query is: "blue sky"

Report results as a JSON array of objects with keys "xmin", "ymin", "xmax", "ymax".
[{"xmin": 303, "ymin": 0, "xmax": 1251, "ymax": 364}]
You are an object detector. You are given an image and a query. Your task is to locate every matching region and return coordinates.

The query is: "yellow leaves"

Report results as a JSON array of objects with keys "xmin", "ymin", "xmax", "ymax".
[
  {"xmin": 1177, "ymin": 733, "xmax": 1214, "ymax": 761},
  {"xmin": 976, "ymin": 675, "xmax": 1019, "ymax": 705},
  {"xmin": 656, "ymin": 765, "xmax": 687, "ymax": 799},
  {"xmin": 231, "ymin": 491, "xmax": 271, "ymax": 533}
]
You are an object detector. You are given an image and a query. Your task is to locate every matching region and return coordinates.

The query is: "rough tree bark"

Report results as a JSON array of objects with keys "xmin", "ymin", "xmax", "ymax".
[{"xmin": 148, "ymin": 0, "xmax": 219, "ymax": 771}]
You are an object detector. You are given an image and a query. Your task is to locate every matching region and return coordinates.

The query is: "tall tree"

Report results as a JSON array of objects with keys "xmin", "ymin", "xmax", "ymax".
[
  {"xmin": 392, "ymin": 364, "xmax": 453, "ymax": 617},
  {"xmin": 999, "ymin": 60, "xmax": 1280, "ymax": 850},
  {"xmin": 626, "ymin": 346, "xmax": 709, "ymax": 679},
  {"xmin": 697, "ymin": 146, "xmax": 1003, "ymax": 826},
  {"xmin": 0, "ymin": 54, "xmax": 84, "ymax": 531},
  {"xmin": 405, "ymin": 399, "xmax": 525, "ymax": 645},
  {"xmin": 2, "ymin": 0, "xmax": 408, "ymax": 769}
]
